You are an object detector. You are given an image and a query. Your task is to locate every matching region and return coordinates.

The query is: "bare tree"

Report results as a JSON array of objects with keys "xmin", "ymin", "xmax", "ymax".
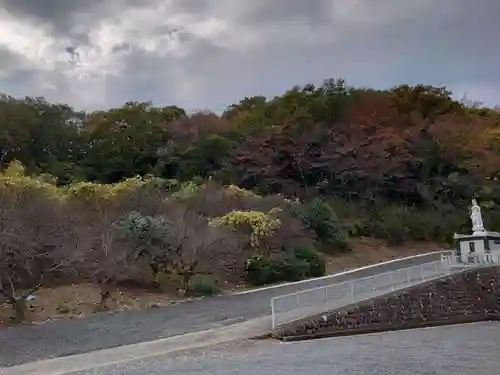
[
  {"xmin": 67, "ymin": 189, "xmax": 147, "ymax": 310},
  {"xmin": 77, "ymin": 214, "xmax": 147, "ymax": 310},
  {"xmin": 262, "ymin": 209, "xmax": 316, "ymax": 254},
  {"xmin": 0, "ymin": 189, "xmax": 84, "ymax": 321},
  {"xmin": 162, "ymin": 203, "xmax": 242, "ymax": 295}
]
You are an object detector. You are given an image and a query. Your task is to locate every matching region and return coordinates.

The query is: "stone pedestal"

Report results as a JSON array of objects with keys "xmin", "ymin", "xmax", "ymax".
[{"xmin": 453, "ymin": 231, "xmax": 500, "ymax": 264}]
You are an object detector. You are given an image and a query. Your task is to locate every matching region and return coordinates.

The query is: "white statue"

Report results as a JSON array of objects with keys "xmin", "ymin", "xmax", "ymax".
[{"xmin": 470, "ymin": 199, "xmax": 485, "ymax": 233}]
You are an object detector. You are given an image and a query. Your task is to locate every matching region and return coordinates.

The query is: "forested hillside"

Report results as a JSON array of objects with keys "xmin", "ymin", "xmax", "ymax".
[{"xmin": 1, "ymin": 78, "xmax": 500, "ymax": 323}]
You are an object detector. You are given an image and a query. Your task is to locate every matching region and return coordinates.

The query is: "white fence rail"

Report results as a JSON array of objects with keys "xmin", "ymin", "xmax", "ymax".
[{"xmin": 270, "ymin": 260, "xmax": 467, "ymax": 329}]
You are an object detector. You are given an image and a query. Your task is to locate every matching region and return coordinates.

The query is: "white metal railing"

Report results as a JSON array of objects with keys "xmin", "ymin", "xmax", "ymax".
[
  {"xmin": 270, "ymin": 260, "xmax": 471, "ymax": 329},
  {"xmin": 441, "ymin": 253, "xmax": 500, "ymax": 266}
]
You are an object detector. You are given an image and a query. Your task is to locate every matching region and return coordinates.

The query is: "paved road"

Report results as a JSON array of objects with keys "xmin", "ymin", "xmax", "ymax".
[
  {"xmin": 70, "ymin": 322, "xmax": 500, "ymax": 375},
  {"xmin": 0, "ymin": 252, "xmax": 442, "ymax": 367}
]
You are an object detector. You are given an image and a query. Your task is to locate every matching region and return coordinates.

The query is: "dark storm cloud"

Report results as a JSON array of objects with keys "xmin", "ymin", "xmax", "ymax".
[
  {"xmin": 1, "ymin": 0, "xmax": 150, "ymax": 27},
  {"xmin": 0, "ymin": 0, "xmax": 499, "ymax": 111},
  {"xmin": 1, "ymin": 0, "xmax": 101, "ymax": 34}
]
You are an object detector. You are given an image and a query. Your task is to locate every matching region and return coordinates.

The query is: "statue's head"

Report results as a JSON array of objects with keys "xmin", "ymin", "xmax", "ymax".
[{"xmin": 472, "ymin": 198, "xmax": 478, "ymax": 206}]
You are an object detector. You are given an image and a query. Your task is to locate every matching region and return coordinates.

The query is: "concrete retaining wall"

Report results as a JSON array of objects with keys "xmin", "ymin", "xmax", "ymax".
[{"xmin": 272, "ymin": 266, "xmax": 500, "ymax": 341}]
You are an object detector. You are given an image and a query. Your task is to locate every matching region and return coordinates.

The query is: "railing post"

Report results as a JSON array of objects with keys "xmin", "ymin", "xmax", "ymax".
[
  {"xmin": 389, "ymin": 272, "xmax": 395, "ymax": 291},
  {"xmin": 296, "ymin": 293, "xmax": 300, "ymax": 307},
  {"xmin": 324, "ymin": 286, "xmax": 328, "ymax": 302},
  {"xmin": 406, "ymin": 268, "xmax": 411, "ymax": 284},
  {"xmin": 420, "ymin": 264, "xmax": 425, "ymax": 281},
  {"xmin": 271, "ymin": 298, "xmax": 275, "ymax": 329},
  {"xmin": 350, "ymin": 282, "xmax": 355, "ymax": 303}
]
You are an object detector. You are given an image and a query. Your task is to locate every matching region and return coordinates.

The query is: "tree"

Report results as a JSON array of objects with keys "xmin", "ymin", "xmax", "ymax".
[
  {"xmin": 431, "ymin": 112, "xmax": 500, "ymax": 178},
  {"xmin": 229, "ymin": 122, "xmax": 324, "ymax": 196},
  {"xmin": 112, "ymin": 211, "xmax": 171, "ymax": 285},
  {"xmin": 328, "ymin": 90, "xmax": 414, "ymax": 201},
  {"xmin": 155, "ymin": 111, "xmax": 235, "ymax": 181},
  {"xmin": 0, "ymin": 164, "xmax": 84, "ymax": 321},
  {"xmin": 162, "ymin": 203, "xmax": 242, "ymax": 294},
  {"xmin": 390, "ymin": 84, "xmax": 458, "ymax": 124},
  {"xmin": 80, "ymin": 221, "xmax": 146, "ymax": 310},
  {"xmin": 230, "ymin": 93, "xmax": 415, "ymax": 202},
  {"xmin": 292, "ymin": 199, "xmax": 350, "ymax": 252},
  {"xmin": 66, "ymin": 178, "xmax": 150, "ymax": 309},
  {"xmin": 81, "ymin": 102, "xmax": 185, "ymax": 183},
  {"xmin": 0, "ymin": 94, "xmax": 85, "ymax": 183}
]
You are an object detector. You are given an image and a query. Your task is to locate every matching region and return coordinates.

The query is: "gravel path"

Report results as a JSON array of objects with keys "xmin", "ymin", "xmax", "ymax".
[
  {"xmin": 0, "ymin": 253, "xmax": 440, "ymax": 367},
  {"xmin": 69, "ymin": 322, "xmax": 500, "ymax": 375}
]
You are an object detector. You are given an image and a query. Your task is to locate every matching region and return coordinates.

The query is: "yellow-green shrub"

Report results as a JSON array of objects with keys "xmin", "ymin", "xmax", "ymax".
[
  {"xmin": 210, "ymin": 208, "xmax": 281, "ymax": 249},
  {"xmin": 64, "ymin": 176, "xmax": 160, "ymax": 223},
  {"xmin": 225, "ymin": 184, "xmax": 260, "ymax": 199},
  {"xmin": 0, "ymin": 160, "xmax": 60, "ymax": 200},
  {"xmin": 65, "ymin": 176, "xmax": 151, "ymax": 203}
]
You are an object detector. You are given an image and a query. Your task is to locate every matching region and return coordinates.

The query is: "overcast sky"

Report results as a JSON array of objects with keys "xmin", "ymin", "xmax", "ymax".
[{"xmin": 0, "ymin": 0, "xmax": 499, "ymax": 112}]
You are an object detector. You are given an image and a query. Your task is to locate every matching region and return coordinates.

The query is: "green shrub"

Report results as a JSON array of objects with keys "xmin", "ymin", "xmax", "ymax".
[
  {"xmin": 244, "ymin": 246, "xmax": 326, "ymax": 286},
  {"xmin": 244, "ymin": 254, "xmax": 306, "ymax": 286},
  {"xmin": 293, "ymin": 246, "xmax": 326, "ymax": 277},
  {"xmin": 346, "ymin": 219, "xmax": 365, "ymax": 237},
  {"xmin": 189, "ymin": 280, "xmax": 221, "ymax": 297},
  {"xmin": 292, "ymin": 198, "xmax": 350, "ymax": 252},
  {"xmin": 363, "ymin": 205, "xmax": 464, "ymax": 245},
  {"xmin": 245, "ymin": 255, "xmax": 279, "ymax": 286},
  {"xmin": 278, "ymin": 256, "xmax": 311, "ymax": 282}
]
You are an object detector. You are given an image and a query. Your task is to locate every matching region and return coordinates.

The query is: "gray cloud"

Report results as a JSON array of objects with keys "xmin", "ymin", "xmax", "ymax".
[{"xmin": 0, "ymin": 0, "xmax": 499, "ymax": 111}]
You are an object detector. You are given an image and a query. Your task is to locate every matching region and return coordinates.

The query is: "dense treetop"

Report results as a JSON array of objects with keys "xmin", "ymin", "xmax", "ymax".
[{"xmin": 1, "ymin": 79, "xmax": 499, "ymax": 208}]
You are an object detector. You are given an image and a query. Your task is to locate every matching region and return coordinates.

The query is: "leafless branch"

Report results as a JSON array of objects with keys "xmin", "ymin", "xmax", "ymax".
[
  {"xmin": 0, "ymin": 185, "xmax": 87, "ymax": 320},
  {"xmin": 160, "ymin": 202, "xmax": 243, "ymax": 291}
]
